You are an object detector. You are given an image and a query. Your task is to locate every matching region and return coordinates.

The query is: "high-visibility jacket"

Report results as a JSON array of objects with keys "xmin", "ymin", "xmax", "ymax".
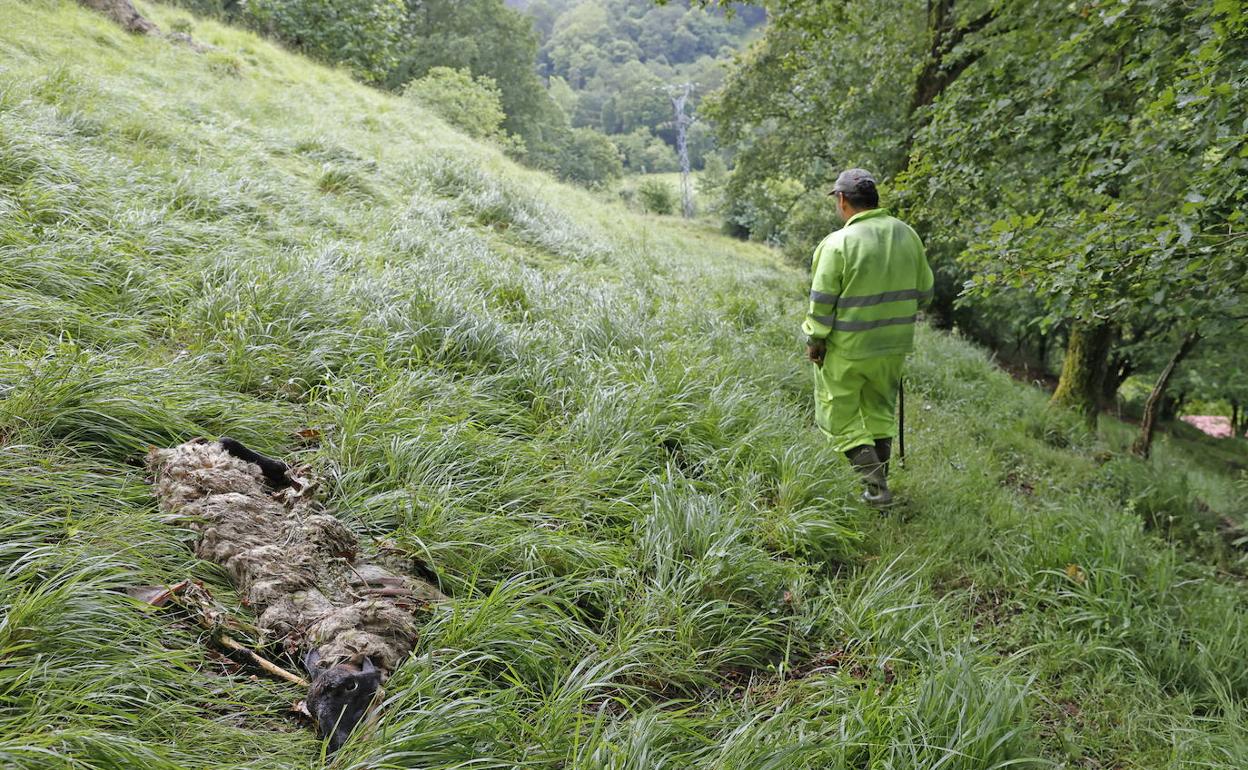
[{"xmin": 802, "ymin": 208, "xmax": 934, "ymax": 359}]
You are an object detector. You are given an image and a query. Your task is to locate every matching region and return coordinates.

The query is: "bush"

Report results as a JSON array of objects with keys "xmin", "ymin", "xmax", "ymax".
[
  {"xmin": 636, "ymin": 179, "xmax": 676, "ymax": 215},
  {"xmin": 719, "ymin": 174, "xmax": 805, "ymax": 245},
  {"xmin": 696, "ymin": 154, "xmax": 728, "ymax": 214},
  {"xmin": 404, "ymin": 67, "xmax": 523, "ymax": 152},
  {"xmin": 616, "ymin": 128, "xmax": 679, "ymax": 173},
  {"xmin": 552, "ymin": 127, "xmax": 623, "ymax": 188},
  {"xmin": 777, "ymin": 191, "xmax": 838, "ymax": 266},
  {"xmin": 242, "ymin": 0, "xmax": 405, "ymax": 84}
]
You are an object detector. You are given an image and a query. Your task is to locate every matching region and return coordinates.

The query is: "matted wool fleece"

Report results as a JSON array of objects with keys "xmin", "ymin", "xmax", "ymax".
[{"xmin": 147, "ymin": 439, "xmax": 445, "ymax": 676}]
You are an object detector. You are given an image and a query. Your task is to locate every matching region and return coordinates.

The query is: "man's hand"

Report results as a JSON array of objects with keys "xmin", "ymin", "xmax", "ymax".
[{"xmin": 806, "ymin": 338, "xmax": 826, "ymax": 367}]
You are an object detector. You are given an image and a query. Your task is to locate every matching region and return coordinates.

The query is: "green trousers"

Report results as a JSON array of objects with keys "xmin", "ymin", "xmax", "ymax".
[{"xmin": 812, "ymin": 350, "xmax": 905, "ymax": 453}]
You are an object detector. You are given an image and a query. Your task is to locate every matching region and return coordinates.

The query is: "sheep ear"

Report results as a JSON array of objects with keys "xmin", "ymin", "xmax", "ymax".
[
  {"xmin": 360, "ymin": 656, "xmax": 376, "ymax": 675},
  {"xmin": 303, "ymin": 648, "xmax": 322, "ymax": 675}
]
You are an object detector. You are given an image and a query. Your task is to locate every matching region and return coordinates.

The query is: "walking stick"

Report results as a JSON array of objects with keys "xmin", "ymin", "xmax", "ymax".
[{"xmin": 898, "ymin": 378, "xmax": 906, "ymax": 468}]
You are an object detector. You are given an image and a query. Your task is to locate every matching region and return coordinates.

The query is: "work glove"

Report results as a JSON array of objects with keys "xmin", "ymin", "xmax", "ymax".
[{"xmin": 806, "ymin": 337, "xmax": 826, "ymax": 367}]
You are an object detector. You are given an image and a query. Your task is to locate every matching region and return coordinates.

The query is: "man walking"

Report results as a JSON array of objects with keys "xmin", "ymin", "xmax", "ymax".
[{"xmin": 804, "ymin": 169, "xmax": 933, "ymax": 508}]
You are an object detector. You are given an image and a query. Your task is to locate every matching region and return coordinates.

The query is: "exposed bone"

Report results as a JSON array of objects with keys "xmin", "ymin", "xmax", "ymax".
[{"xmin": 128, "ymin": 579, "xmax": 310, "ymax": 687}]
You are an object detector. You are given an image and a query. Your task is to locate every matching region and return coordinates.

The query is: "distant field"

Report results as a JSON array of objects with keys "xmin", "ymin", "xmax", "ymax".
[
  {"xmin": 2, "ymin": 2, "xmax": 1246, "ymax": 769},
  {"xmin": 612, "ymin": 171, "xmax": 727, "ymax": 228}
]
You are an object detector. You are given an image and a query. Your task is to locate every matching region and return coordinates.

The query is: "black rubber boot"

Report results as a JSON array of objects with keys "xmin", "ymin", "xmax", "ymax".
[
  {"xmin": 845, "ymin": 444, "xmax": 893, "ymax": 509},
  {"xmin": 873, "ymin": 438, "xmax": 892, "ymax": 478}
]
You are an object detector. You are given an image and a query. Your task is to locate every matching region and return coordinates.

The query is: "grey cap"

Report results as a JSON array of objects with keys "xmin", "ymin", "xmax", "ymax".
[{"xmin": 831, "ymin": 168, "xmax": 877, "ymax": 196}]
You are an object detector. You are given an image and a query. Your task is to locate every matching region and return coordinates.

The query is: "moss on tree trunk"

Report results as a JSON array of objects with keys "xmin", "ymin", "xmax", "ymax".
[{"xmin": 1050, "ymin": 320, "xmax": 1114, "ymax": 428}]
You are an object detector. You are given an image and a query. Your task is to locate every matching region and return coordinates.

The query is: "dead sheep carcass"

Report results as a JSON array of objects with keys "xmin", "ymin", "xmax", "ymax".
[{"xmin": 147, "ymin": 437, "xmax": 445, "ymax": 752}]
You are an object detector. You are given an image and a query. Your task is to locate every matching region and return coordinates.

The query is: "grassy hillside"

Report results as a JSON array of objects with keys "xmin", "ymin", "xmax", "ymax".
[{"xmin": 2, "ymin": 2, "xmax": 1246, "ymax": 768}]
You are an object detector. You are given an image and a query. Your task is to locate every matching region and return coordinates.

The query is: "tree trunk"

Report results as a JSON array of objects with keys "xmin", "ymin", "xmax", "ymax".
[
  {"xmin": 908, "ymin": 2, "xmax": 996, "ymax": 124},
  {"xmin": 1161, "ymin": 390, "xmax": 1186, "ymax": 421},
  {"xmin": 1036, "ymin": 327, "xmax": 1050, "ymax": 370},
  {"xmin": 1050, "ymin": 320, "xmax": 1115, "ymax": 428},
  {"xmin": 1230, "ymin": 399, "xmax": 1241, "ymax": 438},
  {"xmin": 1131, "ymin": 332, "xmax": 1200, "ymax": 459},
  {"xmin": 78, "ymin": 0, "xmax": 159, "ymax": 35},
  {"xmin": 1101, "ymin": 354, "xmax": 1133, "ymax": 412}
]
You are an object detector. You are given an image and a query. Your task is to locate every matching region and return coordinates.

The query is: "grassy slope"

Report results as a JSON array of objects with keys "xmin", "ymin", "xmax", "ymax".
[{"xmin": 1, "ymin": 2, "xmax": 1246, "ymax": 768}]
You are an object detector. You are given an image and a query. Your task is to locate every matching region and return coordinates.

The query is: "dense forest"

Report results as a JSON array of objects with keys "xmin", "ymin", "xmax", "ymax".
[
  {"xmin": 509, "ymin": 0, "xmax": 763, "ymax": 173},
  {"xmin": 159, "ymin": 0, "xmax": 761, "ymax": 185}
]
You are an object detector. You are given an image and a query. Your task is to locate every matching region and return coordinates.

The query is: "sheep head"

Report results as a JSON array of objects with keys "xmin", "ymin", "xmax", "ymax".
[{"xmin": 304, "ymin": 650, "xmax": 382, "ymax": 753}]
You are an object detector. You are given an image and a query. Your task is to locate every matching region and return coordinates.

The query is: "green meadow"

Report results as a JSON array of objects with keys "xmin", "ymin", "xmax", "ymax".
[{"xmin": 1, "ymin": 2, "xmax": 1246, "ymax": 768}]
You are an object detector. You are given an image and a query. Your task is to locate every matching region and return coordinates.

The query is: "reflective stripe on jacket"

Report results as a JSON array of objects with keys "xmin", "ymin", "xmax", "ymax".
[{"xmin": 802, "ymin": 207, "xmax": 934, "ymax": 359}]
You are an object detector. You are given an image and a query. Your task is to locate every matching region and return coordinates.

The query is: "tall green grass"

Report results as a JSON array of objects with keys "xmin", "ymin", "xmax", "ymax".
[{"xmin": 1, "ymin": 2, "xmax": 1245, "ymax": 768}]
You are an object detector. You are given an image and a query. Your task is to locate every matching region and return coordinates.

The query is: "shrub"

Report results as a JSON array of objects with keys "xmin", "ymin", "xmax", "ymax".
[
  {"xmin": 719, "ymin": 174, "xmax": 805, "ymax": 245},
  {"xmin": 777, "ymin": 192, "xmax": 838, "ymax": 266},
  {"xmin": 616, "ymin": 128, "xmax": 679, "ymax": 173},
  {"xmin": 242, "ymin": 0, "xmax": 405, "ymax": 84},
  {"xmin": 552, "ymin": 127, "xmax": 623, "ymax": 188},
  {"xmin": 636, "ymin": 179, "xmax": 676, "ymax": 215},
  {"xmin": 404, "ymin": 67, "xmax": 522, "ymax": 152},
  {"xmin": 696, "ymin": 154, "xmax": 728, "ymax": 214}
]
